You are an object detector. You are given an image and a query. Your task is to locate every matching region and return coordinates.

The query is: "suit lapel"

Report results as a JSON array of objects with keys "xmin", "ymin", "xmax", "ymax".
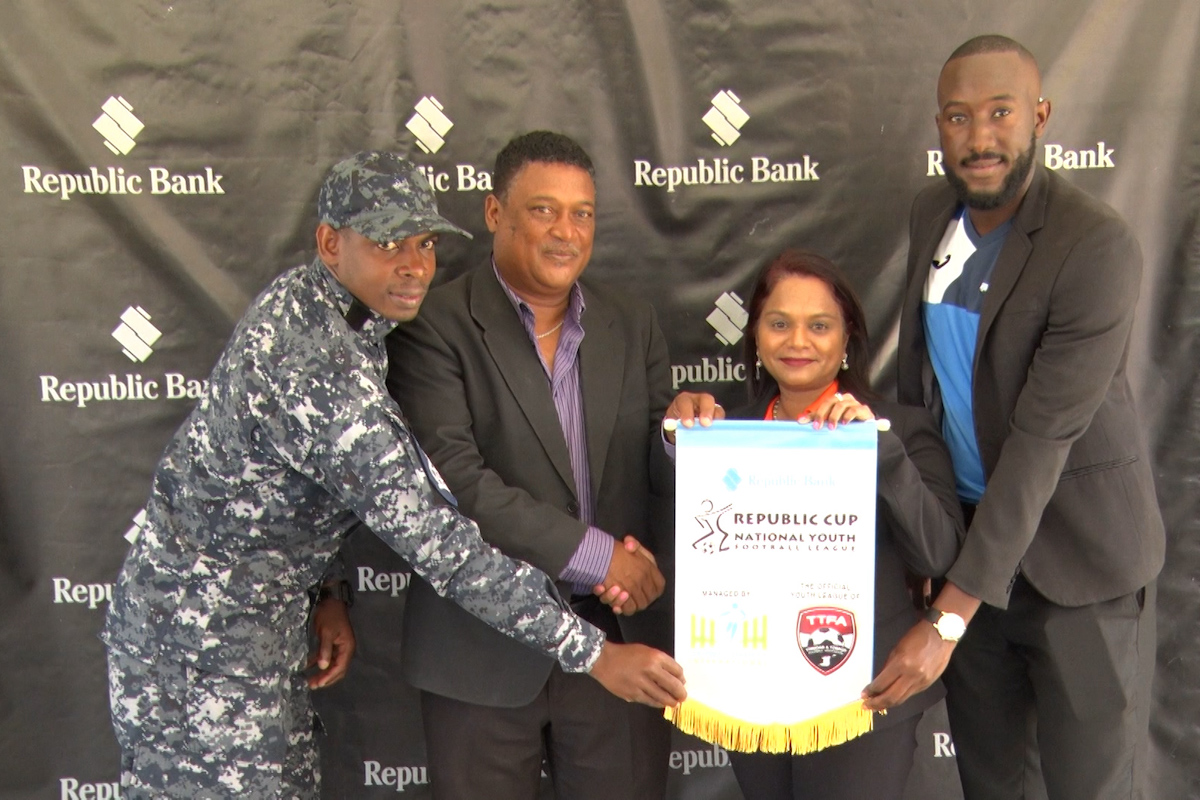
[
  {"xmin": 578, "ymin": 283, "xmax": 623, "ymax": 501},
  {"xmin": 974, "ymin": 166, "xmax": 1050, "ymax": 367},
  {"xmin": 469, "ymin": 268, "xmax": 577, "ymax": 495}
]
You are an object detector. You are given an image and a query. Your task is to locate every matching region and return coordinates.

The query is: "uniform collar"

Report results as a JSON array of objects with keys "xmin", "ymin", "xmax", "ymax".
[{"xmin": 309, "ymin": 257, "xmax": 397, "ymax": 342}]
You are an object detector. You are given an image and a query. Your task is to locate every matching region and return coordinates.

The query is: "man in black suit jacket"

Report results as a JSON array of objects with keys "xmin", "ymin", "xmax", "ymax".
[
  {"xmin": 894, "ymin": 36, "xmax": 1165, "ymax": 800},
  {"xmin": 387, "ymin": 131, "xmax": 676, "ymax": 799}
]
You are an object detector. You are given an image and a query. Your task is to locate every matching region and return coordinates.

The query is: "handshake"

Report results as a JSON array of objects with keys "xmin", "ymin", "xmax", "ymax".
[{"xmin": 588, "ymin": 535, "xmax": 685, "ymax": 708}]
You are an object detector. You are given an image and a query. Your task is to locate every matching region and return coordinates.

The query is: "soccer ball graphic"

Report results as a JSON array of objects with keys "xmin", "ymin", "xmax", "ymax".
[{"xmin": 806, "ymin": 626, "xmax": 845, "ymax": 648}]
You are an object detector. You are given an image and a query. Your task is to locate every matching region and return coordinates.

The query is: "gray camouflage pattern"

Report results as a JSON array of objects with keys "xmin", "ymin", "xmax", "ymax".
[
  {"xmin": 107, "ymin": 646, "xmax": 318, "ymax": 799},
  {"xmin": 103, "ymin": 256, "xmax": 604, "ymax": 679},
  {"xmin": 317, "ymin": 151, "xmax": 471, "ymax": 243}
]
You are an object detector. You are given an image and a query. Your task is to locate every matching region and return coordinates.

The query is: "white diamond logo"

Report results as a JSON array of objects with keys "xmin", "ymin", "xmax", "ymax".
[
  {"xmin": 124, "ymin": 508, "xmax": 148, "ymax": 544},
  {"xmin": 702, "ymin": 90, "xmax": 750, "ymax": 147},
  {"xmin": 706, "ymin": 291, "xmax": 749, "ymax": 346},
  {"xmin": 112, "ymin": 306, "xmax": 162, "ymax": 362},
  {"xmin": 92, "ymin": 96, "xmax": 145, "ymax": 155},
  {"xmin": 405, "ymin": 96, "xmax": 454, "ymax": 154}
]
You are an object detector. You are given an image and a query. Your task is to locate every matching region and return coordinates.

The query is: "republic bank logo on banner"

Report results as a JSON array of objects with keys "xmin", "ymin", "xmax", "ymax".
[
  {"xmin": 20, "ymin": 94, "xmax": 226, "ymax": 200},
  {"xmin": 926, "ymin": 141, "xmax": 1117, "ymax": 176},
  {"xmin": 634, "ymin": 88, "xmax": 820, "ymax": 192},
  {"xmin": 38, "ymin": 303, "xmax": 210, "ymax": 409}
]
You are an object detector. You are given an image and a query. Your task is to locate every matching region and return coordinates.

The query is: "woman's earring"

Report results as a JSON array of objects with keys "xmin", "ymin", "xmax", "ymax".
[
  {"xmin": 840, "ymin": 353, "xmax": 849, "ymax": 371},
  {"xmin": 755, "ymin": 354, "xmax": 762, "ymax": 378}
]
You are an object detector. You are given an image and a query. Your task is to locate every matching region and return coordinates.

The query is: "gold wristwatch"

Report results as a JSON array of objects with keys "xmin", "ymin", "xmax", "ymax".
[{"xmin": 923, "ymin": 608, "xmax": 966, "ymax": 642}]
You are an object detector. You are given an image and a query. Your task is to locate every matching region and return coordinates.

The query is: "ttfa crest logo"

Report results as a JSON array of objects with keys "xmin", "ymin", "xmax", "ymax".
[
  {"xmin": 112, "ymin": 306, "xmax": 162, "ymax": 362},
  {"xmin": 796, "ymin": 606, "xmax": 856, "ymax": 675},
  {"xmin": 707, "ymin": 291, "xmax": 748, "ymax": 346},
  {"xmin": 406, "ymin": 96, "xmax": 454, "ymax": 154},
  {"xmin": 702, "ymin": 90, "xmax": 749, "ymax": 147},
  {"xmin": 92, "ymin": 96, "xmax": 144, "ymax": 155}
]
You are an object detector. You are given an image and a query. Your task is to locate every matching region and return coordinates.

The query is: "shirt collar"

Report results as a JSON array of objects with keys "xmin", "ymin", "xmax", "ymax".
[
  {"xmin": 491, "ymin": 257, "xmax": 586, "ymax": 329},
  {"xmin": 309, "ymin": 257, "xmax": 397, "ymax": 342}
]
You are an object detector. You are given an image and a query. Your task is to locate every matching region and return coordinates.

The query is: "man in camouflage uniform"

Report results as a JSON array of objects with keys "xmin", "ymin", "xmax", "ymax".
[{"xmin": 103, "ymin": 152, "xmax": 686, "ymax": 799}]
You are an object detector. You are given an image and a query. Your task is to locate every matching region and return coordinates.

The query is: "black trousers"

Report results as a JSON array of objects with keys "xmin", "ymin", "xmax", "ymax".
[
  {"xmin": 943, "ymin": 576, "xmax": 1156, "ymax": 800},
  {"xmin": 420, "ymin": 665, "xmax": 671, "ymax": 800},
  {"xmin": 728, "ymin": 714, "xmax": 920, "ymax": 800}
]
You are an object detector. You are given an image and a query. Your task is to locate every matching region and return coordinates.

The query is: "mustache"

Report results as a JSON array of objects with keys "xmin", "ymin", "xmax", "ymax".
[
  {"xmin": 962, "ymin": 151, "xmax": 1007, "ymax": 166},
  {"xmin": 542, "ymin": 244, "xmax": 581, "ymax": 258}
]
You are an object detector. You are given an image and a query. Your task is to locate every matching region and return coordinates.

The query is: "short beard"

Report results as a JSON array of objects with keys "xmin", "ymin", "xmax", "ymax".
[{"xmin": 945, "ymin": 132, "xmax": 1037, "ymax": 211}]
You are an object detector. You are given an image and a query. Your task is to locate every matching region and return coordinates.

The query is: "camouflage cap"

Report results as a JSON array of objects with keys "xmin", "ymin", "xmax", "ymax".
[{"xmin": 317, "ymin": 151, "xmax": 472, "ymax": 242}]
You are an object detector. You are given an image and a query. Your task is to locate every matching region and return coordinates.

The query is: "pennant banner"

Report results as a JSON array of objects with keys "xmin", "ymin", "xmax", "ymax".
[{"xmin": 667, "ymin": 420, "xmax": 879, "ymax": 755}]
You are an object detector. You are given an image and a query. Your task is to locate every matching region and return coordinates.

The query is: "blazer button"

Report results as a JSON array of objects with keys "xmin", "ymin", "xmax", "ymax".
[{"xmin": 566, "ymin": 501, "xmax": 580, "ymax": 518}]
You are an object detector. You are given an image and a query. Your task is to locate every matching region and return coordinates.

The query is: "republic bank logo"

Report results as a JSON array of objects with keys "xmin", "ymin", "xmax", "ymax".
[
  {"xmin": 92, "ymin": 96, "xmax": 145, "ymax": 155},
  {"xmin": 670, "ymin": 743, "xmax": 731, "ymax": 775},
  {"xmin": 404, "ymin": 94, "xmax": 499, "ymax": 194},
  {"xmin": 634, "ymin": 88, "xmax": 819, "ymax": 192},
  {"xmin": 703, "ymin": 90, "xmax": 750, "ymax": 146},
  {"xmin": 60, "ymin": 779, "xmax": 120, "ymax": 799},
  {"xmin": 406, "ymin": 96, "xmax": 454, "ymax": 154},
  {"xmin": 112, "ymin": 306, "xmax": 162, "ymax": 362},
  {"xmin": 124, "ymin": 508, "xmax": 148, "ymax": 544},
  {"xmin": 364, "ymin": 762, "xmax": 428, "ymax": 792},
  {"xmin": 671, "ymin": 291, "xmax": 750, "ymax": 390},
  {"xmin": 357, "ymin": 566, "xmax": 411, "ymax": 597},
  {"xmin": 21, "ymin": 94, "xmax": 226, "ymax": 200},
  {"xmin": 39, "ymin": 307, "xmax": 210, "ymax": 409},
  {"xmin": 707, "ymin": 291, "xmax": 748, "ymax": 345}
]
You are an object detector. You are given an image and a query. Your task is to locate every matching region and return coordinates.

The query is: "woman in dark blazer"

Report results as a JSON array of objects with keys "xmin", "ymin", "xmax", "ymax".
[{"xmin": 666, "ymin": 249, "xmax": 964, "ymax": 800}]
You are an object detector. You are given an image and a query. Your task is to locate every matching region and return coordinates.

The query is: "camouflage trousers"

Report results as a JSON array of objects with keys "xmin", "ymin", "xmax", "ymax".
[{"xmin": 106, "ymin": 646, "xmax": 319, "ymax": 799}]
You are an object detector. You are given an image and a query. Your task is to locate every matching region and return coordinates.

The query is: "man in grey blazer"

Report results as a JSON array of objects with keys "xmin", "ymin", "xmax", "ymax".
[
  {"xmin": 387, "ymin": 131, "xmax": 675, "ymax": 799},
  {"xmin": 894, "ymin": 35, "xmax": 1165, "ymax": 800}
]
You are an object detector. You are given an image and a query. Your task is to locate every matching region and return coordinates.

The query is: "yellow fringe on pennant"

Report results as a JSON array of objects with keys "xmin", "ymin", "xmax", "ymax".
[{"xmin": 664, "ymin": 697, "xmax": 874, "ymax": 755}]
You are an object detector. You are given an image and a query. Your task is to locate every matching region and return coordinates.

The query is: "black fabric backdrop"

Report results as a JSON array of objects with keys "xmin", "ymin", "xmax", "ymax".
[{"xmin": 1, "ymin": 1, "xmax": 1197, "ymax": 797}]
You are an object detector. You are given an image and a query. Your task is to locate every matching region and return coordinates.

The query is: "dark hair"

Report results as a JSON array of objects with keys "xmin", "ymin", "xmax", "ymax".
[
  {"xmin": 742, "ymin": 249, "xmax": 874, "ymax": 402},
  {"xmin": 492, "ymin": 131, "xmax": 596, "ymax": 199},
  {"xmin": 946, "ymin": 35, "xmax": 1037, "ymax": 68}
]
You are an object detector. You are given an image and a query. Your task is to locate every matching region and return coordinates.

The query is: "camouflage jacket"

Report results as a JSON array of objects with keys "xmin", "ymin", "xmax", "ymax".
[{"xmin": 104, "ymin": 258, "xmax": 604, "ymax": 677}]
